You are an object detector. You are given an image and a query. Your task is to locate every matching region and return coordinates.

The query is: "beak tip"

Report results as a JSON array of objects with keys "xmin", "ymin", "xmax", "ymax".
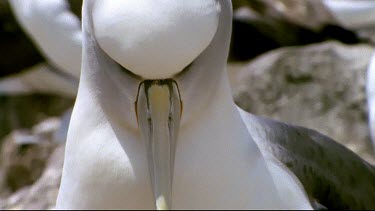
[{"xmin": 156, "ymin": 195, "xmax": 169, "ymax": 210}]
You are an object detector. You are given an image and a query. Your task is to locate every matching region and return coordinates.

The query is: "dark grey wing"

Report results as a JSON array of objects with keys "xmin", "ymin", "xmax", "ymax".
[{"xmin": 241, "ymin": 110, "xmax": 375, "ymax": 210}]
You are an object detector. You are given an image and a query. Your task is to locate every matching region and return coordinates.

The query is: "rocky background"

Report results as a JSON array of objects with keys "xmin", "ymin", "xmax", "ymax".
[{"xmin": 0, "ymin": 0, "xmax": 374, "ymax": 209}]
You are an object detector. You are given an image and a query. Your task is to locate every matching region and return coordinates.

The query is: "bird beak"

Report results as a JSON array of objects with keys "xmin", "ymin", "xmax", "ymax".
[{"xmin": 136, "ymin": 79, "xmax": 182, "ymax": 210}]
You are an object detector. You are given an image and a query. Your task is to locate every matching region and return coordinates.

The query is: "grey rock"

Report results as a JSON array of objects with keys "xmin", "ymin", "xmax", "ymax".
[
  {"xmin": 0, "ymin": 146, "xmax": 64, "ymax": 210},
  {"xmin": 323, "ymin": 0, "xmax": 375, "ymax": 44},
  {"xmin": 0, "ymin": 63, "xmax": 78, "ymax": 97},
  {"xmin": 231, "ymin": 41, "xmax": 375, "ymax": 163},
  {"xmin": 230, "ymin": 3, "xmax": 360, "ymax": 61},
  {"xmin": 0, "ymin": 112, "xmax": 71, "ymax": 209},
  {"xmin": 246, "ymin": 0, "xmax": 336, "ymax": 30},
  {"xmin": 0, "ymin": 119, "xmax": 60, "ymax": 196},
  {"xmin": 0, "ymin": 93, "xmax": 73, "ymax": 140}
]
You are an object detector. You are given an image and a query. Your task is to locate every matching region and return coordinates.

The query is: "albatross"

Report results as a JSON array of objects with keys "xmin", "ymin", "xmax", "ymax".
[
  {"xmin": 56, "ymin": 0, "xmax": 375, "ymax": 209},
  {"xmin": 5, "ymin": 0, "xmax": 82, "ymax": 97},
  {"xmin": 8, "ymin": 0, "xmax": 82, "ymax": 79}
]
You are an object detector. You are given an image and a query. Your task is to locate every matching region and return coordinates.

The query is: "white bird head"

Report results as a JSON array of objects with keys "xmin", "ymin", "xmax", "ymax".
[
  {"xmin": 82, "ymin": 0, "xmax": 232, "ymax": 209},
  {"xmin": 93, "ymin": 0, "xmax": 221, "ymax": 79}
]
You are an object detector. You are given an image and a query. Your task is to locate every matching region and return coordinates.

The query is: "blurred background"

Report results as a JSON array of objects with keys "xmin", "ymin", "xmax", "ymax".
[{"xmin": 0, "ymin": 0, "xmax": 374, "ymax": 209}]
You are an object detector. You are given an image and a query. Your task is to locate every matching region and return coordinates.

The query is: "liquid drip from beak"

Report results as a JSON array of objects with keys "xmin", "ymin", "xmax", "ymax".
[{"xmin": 136, "ymin": 79, "xmax": 182, "ymax": 210}]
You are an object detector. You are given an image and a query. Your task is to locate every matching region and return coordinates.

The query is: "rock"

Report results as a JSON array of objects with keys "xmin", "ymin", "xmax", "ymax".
[
  {"xmin": 230, "ymin": 4, "xmax": 361, "ymax": 61},
  {"xmin": 0, "ymin": 146, "xmax": 64, "ymax": 210},
  {"xmin": 247, "ymin": 0, "xmax": 336, "ymax": 30},
  {"xmin": 0, "ymin": 117, "xmax": 61, "ymax": 196},
  {"xmin": 231, "ymin": 41, "xmax": 375, "ymax": 163},
  {"xmin": 360, "ymin": 28, "xmax": 375, "ymax": 44},
  {"xmin": 0, "ymin": 93, "xmax": 73, "ymax": 140},
  {"xmin": 323, "ymin": 0, "xmax": 375, "ymax": 44},
  {"xmin": 0, "ymin": 63, "xmax": 78, "ymax": 97},
  {"xmin": 0, "ymin": 109, "xmax": 72, "ymax": 208}
]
